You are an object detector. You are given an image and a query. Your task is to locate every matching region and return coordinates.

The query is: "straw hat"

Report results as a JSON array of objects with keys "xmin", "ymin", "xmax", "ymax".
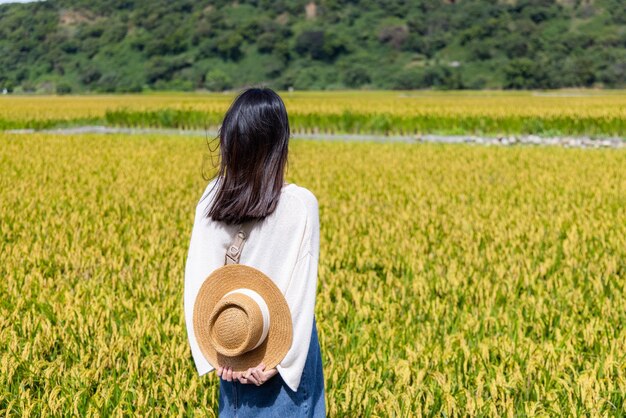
[{"xmin": 193, "ymin": 263, "xmax": 293, "ymax": 372}]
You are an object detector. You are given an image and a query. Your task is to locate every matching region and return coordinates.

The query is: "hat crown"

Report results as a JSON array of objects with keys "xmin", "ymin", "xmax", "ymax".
[
  {"xmin": 212, "ymin": 305, "xmax": 253, "ymax": 351},
  {"xmin": 207, "ymin": 289, "xmax": 270, "ymax": 357}
]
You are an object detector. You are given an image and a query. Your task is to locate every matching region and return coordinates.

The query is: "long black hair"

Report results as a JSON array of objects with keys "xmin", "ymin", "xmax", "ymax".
[{"xmin": 202, "ymin": 87, "xmax": 290, "ymax": 225}]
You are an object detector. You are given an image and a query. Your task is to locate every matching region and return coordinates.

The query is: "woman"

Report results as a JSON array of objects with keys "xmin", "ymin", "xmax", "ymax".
[{"xmin": 183, "ymin": 87, "xmax": 325, "ymax": 417}]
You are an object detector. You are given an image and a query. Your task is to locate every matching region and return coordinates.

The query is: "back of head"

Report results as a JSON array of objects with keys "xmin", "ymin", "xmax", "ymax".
[{"xmin": 205, "ymin": 87, "xmax": 290, "ymax": 225}]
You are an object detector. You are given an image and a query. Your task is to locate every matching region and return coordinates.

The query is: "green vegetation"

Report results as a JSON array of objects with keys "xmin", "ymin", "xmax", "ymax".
[
  {"xmin": 0, "ymin": 0, "xmax": 625, "ymax": 93},
  {"xmin": 2, "ymin": 104, "xmax": 624, "ymax": 137},
  {"xmin": 101, "ymin": 108, "xmax": 626, "ymax": 137}
]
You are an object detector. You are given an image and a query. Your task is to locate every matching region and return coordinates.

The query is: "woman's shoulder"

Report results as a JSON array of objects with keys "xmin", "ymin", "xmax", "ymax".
[
  {"xmin": 195, "ymin": 179, "xmax": 318, "ymax": 221},
  {"xmin": 195, "ymin": 177, "xmax": 220, "ymax": 212},
  {"xmin": 282, "ymin": 183, "xmax": 319, "ymax": 213}
]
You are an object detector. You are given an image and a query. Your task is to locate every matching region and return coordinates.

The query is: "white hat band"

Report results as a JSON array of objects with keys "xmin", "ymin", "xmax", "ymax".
[{"xmin": 224, "ymin": 288, "xmax": 270, "ymax": 350}]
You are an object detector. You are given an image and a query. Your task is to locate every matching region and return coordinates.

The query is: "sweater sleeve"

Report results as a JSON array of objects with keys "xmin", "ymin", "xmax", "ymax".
[
  {"xmin": 184, "ymin": 183, "xmax": 217, "ymax": 377},
  {"xmin": 275, "ymin": 193, "xmax": 320, "ymax": 392}
]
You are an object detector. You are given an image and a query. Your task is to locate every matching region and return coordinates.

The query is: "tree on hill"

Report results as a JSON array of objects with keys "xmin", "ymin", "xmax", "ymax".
[{"xmin": 0, "ymin": 0, "xmax": 624, "ymax": 92}]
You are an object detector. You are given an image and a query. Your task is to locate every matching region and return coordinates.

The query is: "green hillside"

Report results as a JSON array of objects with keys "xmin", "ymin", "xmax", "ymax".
[{"xmin": 0, "ymin": 0, "xmax": 624, "ymax": 93}]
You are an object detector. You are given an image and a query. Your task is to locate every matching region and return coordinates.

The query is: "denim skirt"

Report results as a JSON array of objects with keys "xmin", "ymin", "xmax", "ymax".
[{"xmin": 218, "ymin": 316, "xmax": 326, "ymax": 417}]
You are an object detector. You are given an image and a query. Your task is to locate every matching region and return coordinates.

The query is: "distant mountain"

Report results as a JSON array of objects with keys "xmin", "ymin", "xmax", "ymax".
[{"xmin": 0, "ymin": 0, "xmax": 624, "ymax": 93}]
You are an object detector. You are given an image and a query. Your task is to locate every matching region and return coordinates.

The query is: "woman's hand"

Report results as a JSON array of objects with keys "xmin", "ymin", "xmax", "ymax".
[
  {"xmin": 217, "ymin": 365, "xmax": 237, "ymax": 382},
  {"xmin": 236, "ymin": 363, "xmax": 278, "ymax": 386},
  {"xmin": 238, "ymin": 363, "xmax": 278, "ymax": 386},
  {"xmin": 216, "ymin": 363, "xmax": 277, "ymax": 386}
]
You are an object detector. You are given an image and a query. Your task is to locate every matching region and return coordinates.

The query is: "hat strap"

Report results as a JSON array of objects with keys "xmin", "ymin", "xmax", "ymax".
[{"xmin": 225, "ymin": 221, "xmax": 254, "ymax": 265}]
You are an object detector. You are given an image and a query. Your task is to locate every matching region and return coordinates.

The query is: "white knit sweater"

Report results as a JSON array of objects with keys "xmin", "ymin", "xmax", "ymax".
[{"xmin": 183, "ymin": 178, "xmax": 320, "ymax": 393}]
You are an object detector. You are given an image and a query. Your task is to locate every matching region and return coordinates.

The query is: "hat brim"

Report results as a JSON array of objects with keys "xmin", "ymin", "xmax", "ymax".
[{"xmin": 193, "ymin": 264, "xmax": 293, "ymax": 372}]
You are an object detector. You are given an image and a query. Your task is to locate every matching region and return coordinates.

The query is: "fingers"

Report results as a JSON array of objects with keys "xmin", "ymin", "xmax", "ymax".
[
  {"xmin": 235, "ymin": 370, "xmax": 259, "ymax": 385},
  {"xmin": 219, "ymin": 364, "xmax": 273, "ymax": 385},
  {"xmin": 223, "ymin": 366, "xmax": 233, "ymax": 382},
  {"xmin": 243, "ymin": 367, "xmax": 260, "ymax": 385},
  {"xmin": 250, "ymin": 367, "xmax": 265, "ymax": 386},
  {"xmin": 236, "ymin": 372, "xmax": 248, "ymax": 384},
  {"xmin": 219, "ymin": 366, "xmax": 258, "ymax": 385},
  {"xmin": 264, "ymin": 367, "xmax": 278, "ymax": 379}
]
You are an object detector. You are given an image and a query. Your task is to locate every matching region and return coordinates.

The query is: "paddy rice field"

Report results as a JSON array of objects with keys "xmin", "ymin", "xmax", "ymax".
[
  {"xmin": 1, "ymin": 90, "xmax": 626, "ymax": 137},
  {"xmin": 1, "ymin": 91, "xmax": 625, "ymax": 416}
]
